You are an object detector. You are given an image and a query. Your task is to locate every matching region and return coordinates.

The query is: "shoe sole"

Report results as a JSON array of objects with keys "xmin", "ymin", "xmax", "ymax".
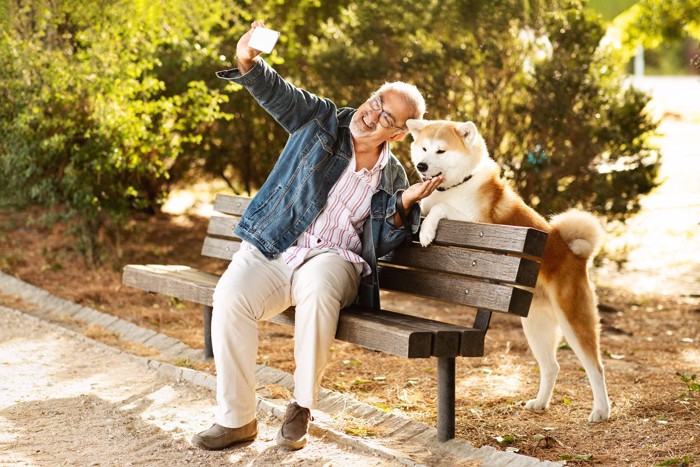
[
  {"xmin": 192, "ymin": 433, "xmax": 257, "ymax": 451},
  {"xmin": 275, "ymin": 430, "xmax": 307, "ymax": 450}
]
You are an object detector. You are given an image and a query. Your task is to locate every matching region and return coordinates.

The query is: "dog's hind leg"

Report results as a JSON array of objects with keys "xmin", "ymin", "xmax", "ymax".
[
  {"xmin": 521, "ymin": 293, "xmax": 561, "ymax": 412},
  {"xmin": 552, "ymin": 284, "xmax": 611, "ymax": 422}
]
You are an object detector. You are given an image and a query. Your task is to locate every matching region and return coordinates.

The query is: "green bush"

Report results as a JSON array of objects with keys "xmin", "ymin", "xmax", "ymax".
[{"xmin": 0, "ymin": 0, "xmax": 230, "ymax": 264}]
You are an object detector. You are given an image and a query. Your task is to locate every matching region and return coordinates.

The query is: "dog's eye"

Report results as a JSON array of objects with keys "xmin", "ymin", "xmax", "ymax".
[
  {"xmin": 437, "ymin": 149, "xmax": 446, "ymax": 154},
  {"xmin": 422, "ymin": 147, "xmax": 427, "ymax": 152}
]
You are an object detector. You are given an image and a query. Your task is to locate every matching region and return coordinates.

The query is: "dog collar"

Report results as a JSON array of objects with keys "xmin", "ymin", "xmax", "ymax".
[{"xmin": 436, "ymin": 174, "xmax": 473, "ymax": 192}]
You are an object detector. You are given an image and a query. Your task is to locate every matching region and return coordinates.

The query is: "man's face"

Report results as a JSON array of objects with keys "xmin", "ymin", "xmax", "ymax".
[{"xmin": 350, "ymin": 90, "xmax": 412, "ymax": 140}]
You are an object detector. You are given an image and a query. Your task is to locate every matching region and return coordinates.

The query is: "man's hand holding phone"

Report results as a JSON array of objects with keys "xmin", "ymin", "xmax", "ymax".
[{"xmin": 236, "ymin": 21, "xmax": 279, "ymax": 74}]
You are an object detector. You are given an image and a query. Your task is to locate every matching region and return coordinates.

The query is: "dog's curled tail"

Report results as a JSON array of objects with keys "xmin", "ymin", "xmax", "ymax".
[{"xmin": 550, "ymin": 209, "xmax": 604, "ymax": 260}]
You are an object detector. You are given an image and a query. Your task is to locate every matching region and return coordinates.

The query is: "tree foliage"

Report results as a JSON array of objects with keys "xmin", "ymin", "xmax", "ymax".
[
  {"xmin": 1, "ymin": 0, "xmax": 664, "ymax": 264},
  {"xmin": 612, "ymin": 0, "xmax": 700, "ymax": 59},
  {"xmin": 296, "ymin": 0, "xmax": 661, "ymax": 217},
  {"xmin": 0, "ymin": 0, "xmax": 232, "ymax": 262}
]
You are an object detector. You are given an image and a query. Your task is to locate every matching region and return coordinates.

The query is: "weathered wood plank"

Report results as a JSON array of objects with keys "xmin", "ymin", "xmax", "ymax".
[
  {"xmin": 377, "ymin": 266, "xmax": 533, "ymax": 316},
  {"xmin": 212, "ymin": 194, "xmax": 548, "ymax": 259},
  {"xmin": 214, "ymin": 195, "xmax": 251, "ymax": 216},
  {"xmin": 201, "ymin": 237, "xmax": 242, "ymax": 261},
  {"xmin": 274, "ymin": 310, "xmax": 434, "ymax": 358},
  {"xmin": 207, "ymin": 216, "xmax": 241, "ymax": 238},
  {"xmin": 122, "ymin": 264, "xmax": 436, "ymax": 358},
  {"xmin": 459, "ymin": 328, "xmax": 487, "ymax": 357},
  {"xmin": 270, "ymin": 309, "xmax": 434, "ymax": 358},
  {"xmin": 340, "ymin": 307, "xmax": 471, "ymax": 358},
  {"xmin": 382, "ymin": 244, "xmax": 541, "ymax": 287},
  {"xmin": 122, "ymin": 265, "xmax": 219, "ymax": 306},
  {"xmin": 429, "ymin": 219, "xmax": 548, "ymax": 257}
]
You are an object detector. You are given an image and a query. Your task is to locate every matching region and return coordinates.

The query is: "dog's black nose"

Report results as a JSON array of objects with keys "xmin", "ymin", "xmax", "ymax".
[{"xmin": 416, "ymin": 162, "xmax": 428, "ymax": 172}]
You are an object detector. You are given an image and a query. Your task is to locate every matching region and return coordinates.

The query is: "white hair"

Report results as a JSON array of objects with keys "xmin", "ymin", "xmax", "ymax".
[{"xmin": 375, "ymin": 81, "xmax": 426, "ymax": 121}]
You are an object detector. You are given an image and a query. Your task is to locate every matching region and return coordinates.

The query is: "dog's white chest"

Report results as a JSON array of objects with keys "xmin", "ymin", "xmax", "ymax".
[{"xmin": 422, "ymin": 185, "xmax": 482, "ymax": 223}]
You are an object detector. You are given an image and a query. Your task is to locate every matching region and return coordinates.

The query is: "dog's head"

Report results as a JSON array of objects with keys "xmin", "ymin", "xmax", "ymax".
[{"xmin": 406, "ymin": 119, "xmax": 488, "ymax": 188}]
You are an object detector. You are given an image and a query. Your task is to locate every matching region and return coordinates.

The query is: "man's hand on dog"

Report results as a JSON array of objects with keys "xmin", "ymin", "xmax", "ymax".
[{"xmin": 403, "ymin": 176, "xmax": 445, "ymax": 208}]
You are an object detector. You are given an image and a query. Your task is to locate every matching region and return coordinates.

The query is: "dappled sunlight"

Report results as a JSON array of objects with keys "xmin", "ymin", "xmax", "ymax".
[
  {"xmin": 162, "ymin": 180, "xmax": 232, "ymax": 217},
  {"xmin": 132, "ymin": 385, "xmax": 216, "ymax": 440},
  {"xmin": 457, "ymin": 363, "xmax": 528, "ymax": 398},
  {"xmin": 0, "ymin": 335, "xmax": 152, "ymax": 405},
  {"xmin": 680, "ymin": 347, "xmax": 700, "ymax": 366}
]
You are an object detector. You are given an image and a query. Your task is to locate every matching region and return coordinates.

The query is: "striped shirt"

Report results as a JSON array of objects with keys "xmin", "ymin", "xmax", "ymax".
[{"xmin": 242, "ymin": 144, "xmax": 388, "ymax": 277}]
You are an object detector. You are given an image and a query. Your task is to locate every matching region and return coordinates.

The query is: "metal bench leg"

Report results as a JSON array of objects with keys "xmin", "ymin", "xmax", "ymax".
[
  {"xmin": 203, "ymin": 305, "xmax": 214, "ymax": 360},
  {"xmin": 437, "ymin": 357, "xmax": 456, "ymax": 442}
]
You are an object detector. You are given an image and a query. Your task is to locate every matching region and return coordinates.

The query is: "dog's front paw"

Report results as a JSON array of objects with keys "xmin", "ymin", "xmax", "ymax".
[
  {"xmin": 524, "ymin": 399, "xmax": 548, "ymax": 411},
  {"xmin": 419, "ymin": 225, "xmax": 437, "ymax": 247}
]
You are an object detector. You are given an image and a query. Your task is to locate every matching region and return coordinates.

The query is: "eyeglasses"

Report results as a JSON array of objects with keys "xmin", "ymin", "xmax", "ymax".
[{"xmin": 368, "ymin": 96, "xmax": 406, "ymax": 133}]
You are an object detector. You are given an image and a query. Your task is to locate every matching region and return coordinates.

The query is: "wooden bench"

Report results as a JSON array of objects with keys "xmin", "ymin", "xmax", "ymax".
[{"xmin": 122, "ymin": 194, "xmax": 547, "ymax": 442}]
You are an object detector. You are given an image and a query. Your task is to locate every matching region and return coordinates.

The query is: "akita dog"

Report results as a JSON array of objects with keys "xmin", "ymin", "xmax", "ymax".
[{"xmin": 406, "ymin": 119, "xmax": 610, "ymax": 422}]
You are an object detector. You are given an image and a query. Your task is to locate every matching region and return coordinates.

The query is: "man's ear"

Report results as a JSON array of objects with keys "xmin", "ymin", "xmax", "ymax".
[{"xmin": 405, "ymin": 119, "xmax": 426, "ymax": 137}]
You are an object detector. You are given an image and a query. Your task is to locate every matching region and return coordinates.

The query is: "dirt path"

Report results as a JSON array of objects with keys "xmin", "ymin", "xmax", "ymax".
[
  {"xmin": 596, "ymin": 77, "xmax": 700, "ymax": 297},
  {"xmin": 0, "ymin": 306, "xmax": 403, "ymax": 466}
]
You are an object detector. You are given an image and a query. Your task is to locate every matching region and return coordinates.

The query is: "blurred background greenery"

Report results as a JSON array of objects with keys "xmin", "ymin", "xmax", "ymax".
[{"xmin": 1, "ymin": 0, "xmax": 698, "ymax": 264}]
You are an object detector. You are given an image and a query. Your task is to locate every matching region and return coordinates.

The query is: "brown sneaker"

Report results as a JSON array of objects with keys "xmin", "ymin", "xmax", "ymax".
[
  {"xmin": 276, "ymin": 402, "xmax": 312, "ymax": 450},
  {"xmin": 191, "ymin": 419, "xmax": 257, "ymax": 450}
]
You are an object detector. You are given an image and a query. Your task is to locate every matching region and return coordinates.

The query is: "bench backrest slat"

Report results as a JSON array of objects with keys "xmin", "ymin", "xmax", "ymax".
[
  {"xmin": 213, "ymin": 195, "xmax": 251, "ymax": 216},
  {"xmin": 207, "ymin": 216, "xmax": 240, "ymax": 237},
  {"xmin": 207, "ymin": 214, "xmax": 540, "ymax": 287},
  {"xmin": 382, "ymin": 245, "xmax": 540, "ymax": 287},
  {"xmin": 431, "ymin": 219, "xmax": 547, "ymax": 257},
  {"xmin": 202, "ymin": 236, "xmax": 243, "ymax": 261},
  {"xmin": 378, "ymin": 266, "xmax": 532, "ymax": 316},
  {"xmin": 209, "ymin": 196, "xmax": 546, "ymax": 256}
]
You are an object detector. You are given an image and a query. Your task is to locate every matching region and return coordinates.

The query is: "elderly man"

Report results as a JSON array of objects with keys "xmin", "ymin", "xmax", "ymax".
[{"xmin": 192, "ymin": 21, "xmax": 444, "ymax": 451}]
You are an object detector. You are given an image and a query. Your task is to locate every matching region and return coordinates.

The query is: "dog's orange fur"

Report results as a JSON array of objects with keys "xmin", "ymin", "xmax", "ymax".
[{"xmin": 478, "ymin": 172, "xmax": 603, "ymax": 369}]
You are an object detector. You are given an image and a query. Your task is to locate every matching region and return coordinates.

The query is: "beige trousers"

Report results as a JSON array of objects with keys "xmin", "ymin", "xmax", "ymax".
[{"xmin": 211, "ymin": 247, "xmax": 361, "ymax": 428}]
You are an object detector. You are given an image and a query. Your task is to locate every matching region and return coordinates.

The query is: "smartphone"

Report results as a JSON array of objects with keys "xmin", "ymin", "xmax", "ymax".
[{"xmin": 248, "ymin": 27, "xmax": 280, "ymax": 54}]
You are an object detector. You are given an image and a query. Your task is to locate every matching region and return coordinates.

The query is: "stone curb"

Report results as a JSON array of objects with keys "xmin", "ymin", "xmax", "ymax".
[{"xmin": 0, "ymin": 272, "xmax": 559, "ymax": 466}]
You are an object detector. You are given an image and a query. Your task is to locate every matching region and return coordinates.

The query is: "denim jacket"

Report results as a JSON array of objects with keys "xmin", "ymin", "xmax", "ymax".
[{"xmin": 216, "ymin": 59, "xmax": 420, "ymax": 308}]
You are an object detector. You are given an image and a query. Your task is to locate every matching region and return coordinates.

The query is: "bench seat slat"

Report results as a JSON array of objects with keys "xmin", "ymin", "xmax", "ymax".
[
  {"xmin": 122, "ymin": 264, "xmax": 442, "ymax": 358},
  {"xmin": 123, "ymin": 264, "xmax": 219, "ymax": 305},
  {"xmin": 340, "ymin": 307, "xmax": 488, "ymax": 358}
]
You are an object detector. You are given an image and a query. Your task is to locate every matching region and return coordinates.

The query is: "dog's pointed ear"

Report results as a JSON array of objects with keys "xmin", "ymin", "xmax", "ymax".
[
  {"xmin": 405, "ymin": 119, "xmax": 426, "ymax": 138},
  {"xmin": 456, "ymin": 121, "xmax": 478, "ymax": 144}
]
